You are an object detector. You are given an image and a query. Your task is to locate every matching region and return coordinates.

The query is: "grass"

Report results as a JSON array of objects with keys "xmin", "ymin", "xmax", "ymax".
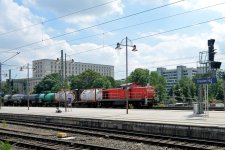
[
  {"xmin": 0, "ymin": 141, "xmax": 11, "ymax": 150},
  {"xmin": 1, "ymin": 120, "xmax": 7, "ymax": 128}
]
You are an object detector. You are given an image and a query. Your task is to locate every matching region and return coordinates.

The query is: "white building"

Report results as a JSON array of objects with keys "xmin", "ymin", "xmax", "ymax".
[
  {"xmin": 32, "ymin": 59, "xmax": 114, "ymax": 78},
  {"xmin": 1, "ymin": 59, "xmax": 114, "ymax": 94},
  {"xmin": 157, "ymin": 66, "xmax": 197, "ymax": 92}
]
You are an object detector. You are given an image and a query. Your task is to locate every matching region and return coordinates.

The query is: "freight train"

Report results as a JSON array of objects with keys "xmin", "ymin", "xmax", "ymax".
[
  {"xmin": 2, "ymin": 83, "xmax": 156, "ymax": 108},
  {"xmin": 3, "ymin": 91, "xmax": 75, "ymax": 107}
]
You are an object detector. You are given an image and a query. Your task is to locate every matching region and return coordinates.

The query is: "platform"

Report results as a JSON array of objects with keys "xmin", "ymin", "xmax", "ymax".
[
  {"xmin": 0, "ymin": 107, "xmax": 224, "ymax": 126},
  {"xmin": 0, "ymin": 107, "xmax": 225, "ymax": 142}
]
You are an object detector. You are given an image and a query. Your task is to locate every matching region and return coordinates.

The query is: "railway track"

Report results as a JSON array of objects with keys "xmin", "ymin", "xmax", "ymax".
[
  {"xmin": 0, "ymin": 127, "xmax": 119, "ymax": 150},
  {"xmin": 1, "ymin": 119, "xmax": 224, "ymax": 150}
]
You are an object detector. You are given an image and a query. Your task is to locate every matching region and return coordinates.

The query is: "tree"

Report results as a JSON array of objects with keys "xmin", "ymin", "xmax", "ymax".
[
  {"xmin": 128, "ymin": 68, "xmax": 150, "ymax": 86},
  {"xmin": 70, "ymin": 70, "xmax": 112, "ymax": 89},
  {"xmin": 93, "ymin": 77, "xmax": 112, "ymax": 88},
  {"xmin": 105, "ymin": 76, "xmax": 116, "ymax": 87},
  {"xmin": 33, "ymin": 73, "xmax": 61, "ymax": 93},
  {"xmin": 207, "ymin": 79, "xmax": 225, "ymax": 102},
  {"xmin": 149, "ymin": 72, "xmax": 166, "ymax": 102},
  {"xmin": 114, "ymin": 80, "xmax": 124, "ymax": 88},
  {"xmin": 173, "ymin": 77, "xmax": 196, "ymax": 104},
  {"xmin": 1, "ymin": 82, "xmax": 18, "ymax": 94},
  {"xmin": 174, "ymin": 83, "xmax": 182, "ymax": 102},
  {"xmin": 168, "ymin": 86, "xmax": 177, "ymax": 104}
]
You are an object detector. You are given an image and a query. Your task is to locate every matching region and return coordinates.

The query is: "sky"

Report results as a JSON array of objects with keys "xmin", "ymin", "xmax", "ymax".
[{"xmin": 1, "ymin": 0, "xmax": 225, "ymax": 80}]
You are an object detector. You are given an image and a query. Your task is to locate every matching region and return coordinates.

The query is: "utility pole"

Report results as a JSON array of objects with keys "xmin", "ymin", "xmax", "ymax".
[
  {"xmin": 60, "ymin": 50, "xmax": 64, "ymax": 111},
  {"xmin": 27, "ymin": 63, "xmax": 30, "ymax": 110},
  {"xmin": 0, "ymin": 63, "xmax": 2, "ymax": 109},
  {"xmin": 223, "ymin": 75, "xmax": 225, "ymax": 111},
  {"xmin": 0, "ymin": 62, "xmax": 1, "ymax": 92},
  {"xmin": 9, "ymin": 69, "xmax": 11, "ymax": 95},
  {"xmin": 20, "ymin": 63, "xmax": 33, "ymax": 110},
  {"xmin": 61, "ymin": 50, "xmax": 63, "ymax": 88},
  {"xmin": 64, "ymin": 53, "xmax": 67, "ymax": 112}
]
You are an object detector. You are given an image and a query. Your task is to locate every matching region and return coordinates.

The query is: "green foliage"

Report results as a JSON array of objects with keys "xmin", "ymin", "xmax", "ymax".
[
  {"xmin": 179, "ymin": 77, "xmax": 196, "ymax": 104},
  {"xmin": 208, "ymin": 79, "xmax": 224, "ymax": 101},
  {"xmin": 216, "ymin": 80, "xmax": 224, "ymax": 101},
  {"xmin": 174, "ymin": 83, "xmax": 182, "ymax": 102},
  {"xmin": 168, "ymin": 86, "xmax": 174, "ymax": 97},
  {"xmin": 70, "ymin": 70, "xmax": 113, "ymax": 89},
  {"xmin": 105, "ymin": 76, "xmax": 116, "ymax": 87},
  {"xmin": 150, "ymin": 72, "xmax": 166, "ymax": 102},
  {"xmin": 171, "ymin": 77, "xmax": 196, "ymax": 104},
  {"xmin": 33, "ymin": 73, "xmax": 61, "ymax": 93},
  {"xmin": 128, "ymin": 68, "xmax": 150, "ymax": 86},
  {"xmin": 115, "ymin": 80, "xmax": 125, "ymax": 87},
  {"xmin": 93, "ymin": 77, "xmax": 112, "ymax": 88},
  {"xmin": 0, "ymin": 141, "xmax": 11, "ymax": 150},
  {"xmin": 1, "ymin": 83, "xmax": 17, "ymax": 94}
]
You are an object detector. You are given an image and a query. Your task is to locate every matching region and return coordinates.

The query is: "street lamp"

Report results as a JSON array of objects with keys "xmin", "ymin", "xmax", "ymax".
[
  {"xmin": 56, "ymin": 50, "xmax": 74, "ymax": 112},
  {"xmin": 20, "ymin": 63, "xmax": 35, "ymax": 110},
  {"xmin": 115, "ymin": 36, "xmax": 138, "ymax": 114},
  {"xmin": 0, "ymin": 72, "xmax": 7, "ymax": 109}
]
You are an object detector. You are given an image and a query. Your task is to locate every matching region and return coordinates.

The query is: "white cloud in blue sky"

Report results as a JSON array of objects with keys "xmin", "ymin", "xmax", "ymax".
[{"xmin": 1, "ymin": 0, "xmax": 225, "ymax": 80}]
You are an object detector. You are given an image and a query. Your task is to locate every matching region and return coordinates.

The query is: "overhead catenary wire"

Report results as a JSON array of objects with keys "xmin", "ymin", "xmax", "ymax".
[
  {"xmin": 114, "ymin": 57, "xmax": 225, "ymax": 76},
  {"xmin": 133, "ymin": 17, "xmax": 225, "ymax": 41},
  {"xmin": 17, "ymin": 15, "xmax": 225, "ymax": 67},
  {"xmin": 27, "ymin": 1, "xmax": 225, "ymax": 53},
  {"xmin": 2, "ymin": 52, "xmax": 20, "ymax": 63},
  {"xmin": 64, "ymin": 16, "xmax": 225, "ymax": 57},
  {"xmin": 0, "ymin": 0, "xmax": 120, "ymax": 36},
  {"xmin": 1, "ymin": 0, "xmax": 185, "ymax": 53}
]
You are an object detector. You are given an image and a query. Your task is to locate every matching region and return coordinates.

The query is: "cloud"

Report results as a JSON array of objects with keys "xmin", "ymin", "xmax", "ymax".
[
  {"xmin": 23, "ymin": 0, "xmax": 124, "ymax": 25},
  {"xmin": 129, "ymin": 0, "xmax": 164, "ymax": 5},
  {"xmin": 1, "ymin": 0, "xmax": 225, "ymax": 81},
  {"xmin": 0, "ymin": 0, "xmax": 78, "ymax": 79},
  {"xmin": 169, "ymin": 0, "xmax": 225, "ymax": 15}
]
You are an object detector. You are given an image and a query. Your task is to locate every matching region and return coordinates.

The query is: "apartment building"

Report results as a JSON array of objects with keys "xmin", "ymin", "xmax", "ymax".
[
  {"xmin": 157, "ymin": 66, "xmax": 197, "ymax": 92},
  {"xmin": 32, "ymin": 59, "xmax": 114, "ymax": 78}
]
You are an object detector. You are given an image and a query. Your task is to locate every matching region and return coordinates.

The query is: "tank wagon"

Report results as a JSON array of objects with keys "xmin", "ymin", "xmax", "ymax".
[
  {"xmin": 3, "ymin": 91, "xmax": 75, "ymax": 107},
  {"xmin": 3, "ymin": 94, "xmax": 26, "ymax": 106},
  {"xmin": 29, "ymin": 94, "xmax": 42, "ymax": 106},
  {"xmin": 3, "ymin": 94, "xmax": 12, "ymax": 106},
  {"xmin": 12, "ymin": 94, "xmax": 26, "ymax": 106},
  {"xmin": 54, "ymin": 91, "xmax": 75, "ymax": 106},
  {"xmin": 75, "ymin": 83, "xmax": 156, "ymax": 108}
]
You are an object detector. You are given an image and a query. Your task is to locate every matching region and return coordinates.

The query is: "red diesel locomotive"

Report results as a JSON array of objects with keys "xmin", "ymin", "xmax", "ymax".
[{"xmin": 75, "ymin": 82, "xmax": 156, "ymax": 108}]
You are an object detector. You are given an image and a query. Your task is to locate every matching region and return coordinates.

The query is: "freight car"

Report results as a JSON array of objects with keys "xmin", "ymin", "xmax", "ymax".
[
  {"xmin": 54, "ymin": 91, "xmax": 75, "ymax": 106},
  {"xmin": 3, "ymin": 91, "xmax": 75, "ymax": 107},
  {"xmin": 38, "ymin": 91, "xmax": 75, "ymax": 106},
  {"xmin": 3, "ymin": 94, "xmax": 12, "ymax": 106},
  {"xmin": 75, "ymin": 83, "xmax": 156, "ymax": 108},
  {"xmin": 3, "ymin": 94, "xmax": 26, "ymax": 106}
]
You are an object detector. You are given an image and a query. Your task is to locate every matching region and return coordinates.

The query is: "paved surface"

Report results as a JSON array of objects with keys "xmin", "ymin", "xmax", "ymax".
[{"xmin": 1, "ymin": 106, "xmax": 225, "ymax": 127}]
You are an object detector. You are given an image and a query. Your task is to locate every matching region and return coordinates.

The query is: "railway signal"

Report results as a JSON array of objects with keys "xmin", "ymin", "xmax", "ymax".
[
  {"xmin": 208, "ymin": 39, "xmax": 221, "ymax": 69},
  {"xmin": 208, "ymin": 39, "xmax": 215, "ymax": 62}
]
